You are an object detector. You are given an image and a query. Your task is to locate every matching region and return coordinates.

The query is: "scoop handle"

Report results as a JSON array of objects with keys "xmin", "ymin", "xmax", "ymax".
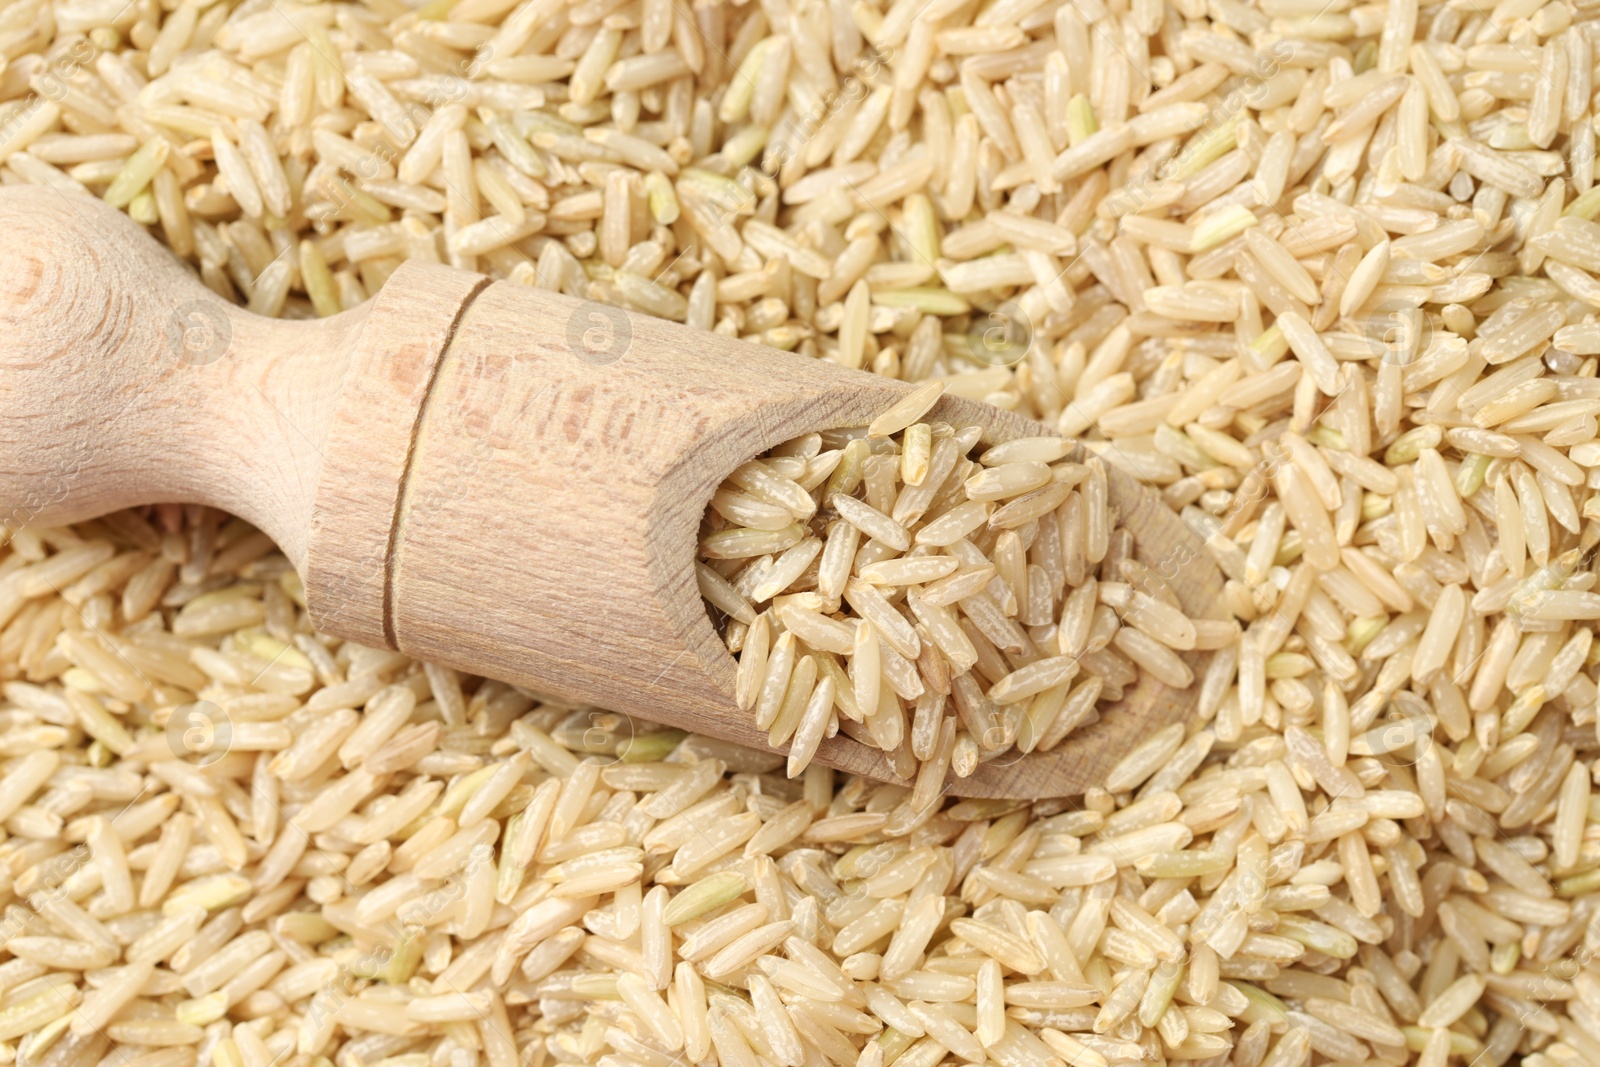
[{"xmin": 0, "ymin": 184, "xmax": 470, "ymax": 564}]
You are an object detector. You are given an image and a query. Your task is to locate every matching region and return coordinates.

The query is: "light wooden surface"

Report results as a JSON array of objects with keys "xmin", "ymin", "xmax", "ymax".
[
  {"xmin": 304, "ymin": 262, "xmax": 491, "ymax": 649},
  {"xmin": 0, "ymin": 184, "xmax": 361, "ymax": 562},
  {"xmin": 0, "ymin": 184, "xmax": 1224, "ymax": 798}
]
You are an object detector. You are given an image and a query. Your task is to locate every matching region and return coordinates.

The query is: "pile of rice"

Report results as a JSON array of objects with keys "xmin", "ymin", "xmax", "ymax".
[
  {"xmin": 696, "ymin": 382, "xmax": 1231, "ymax": 788},
  {"xmin": 3, "ymin": 0, "xmax": 1600, "ymax": 1065}
]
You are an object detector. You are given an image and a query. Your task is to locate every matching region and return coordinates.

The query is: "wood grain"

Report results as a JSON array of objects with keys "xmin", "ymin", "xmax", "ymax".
[
  {"xmin": 0, "ymin": 184, "xmax": 1225, "ymax": 798},
  {"xmin": 0, "ymin": 184, "xmax": 359, "ymax": 561}
]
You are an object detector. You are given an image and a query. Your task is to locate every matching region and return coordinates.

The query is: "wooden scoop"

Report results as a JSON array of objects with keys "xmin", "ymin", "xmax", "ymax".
[{"xmin": 0, "ymin": 185, "xmax": 1224, "ymax": 798}]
